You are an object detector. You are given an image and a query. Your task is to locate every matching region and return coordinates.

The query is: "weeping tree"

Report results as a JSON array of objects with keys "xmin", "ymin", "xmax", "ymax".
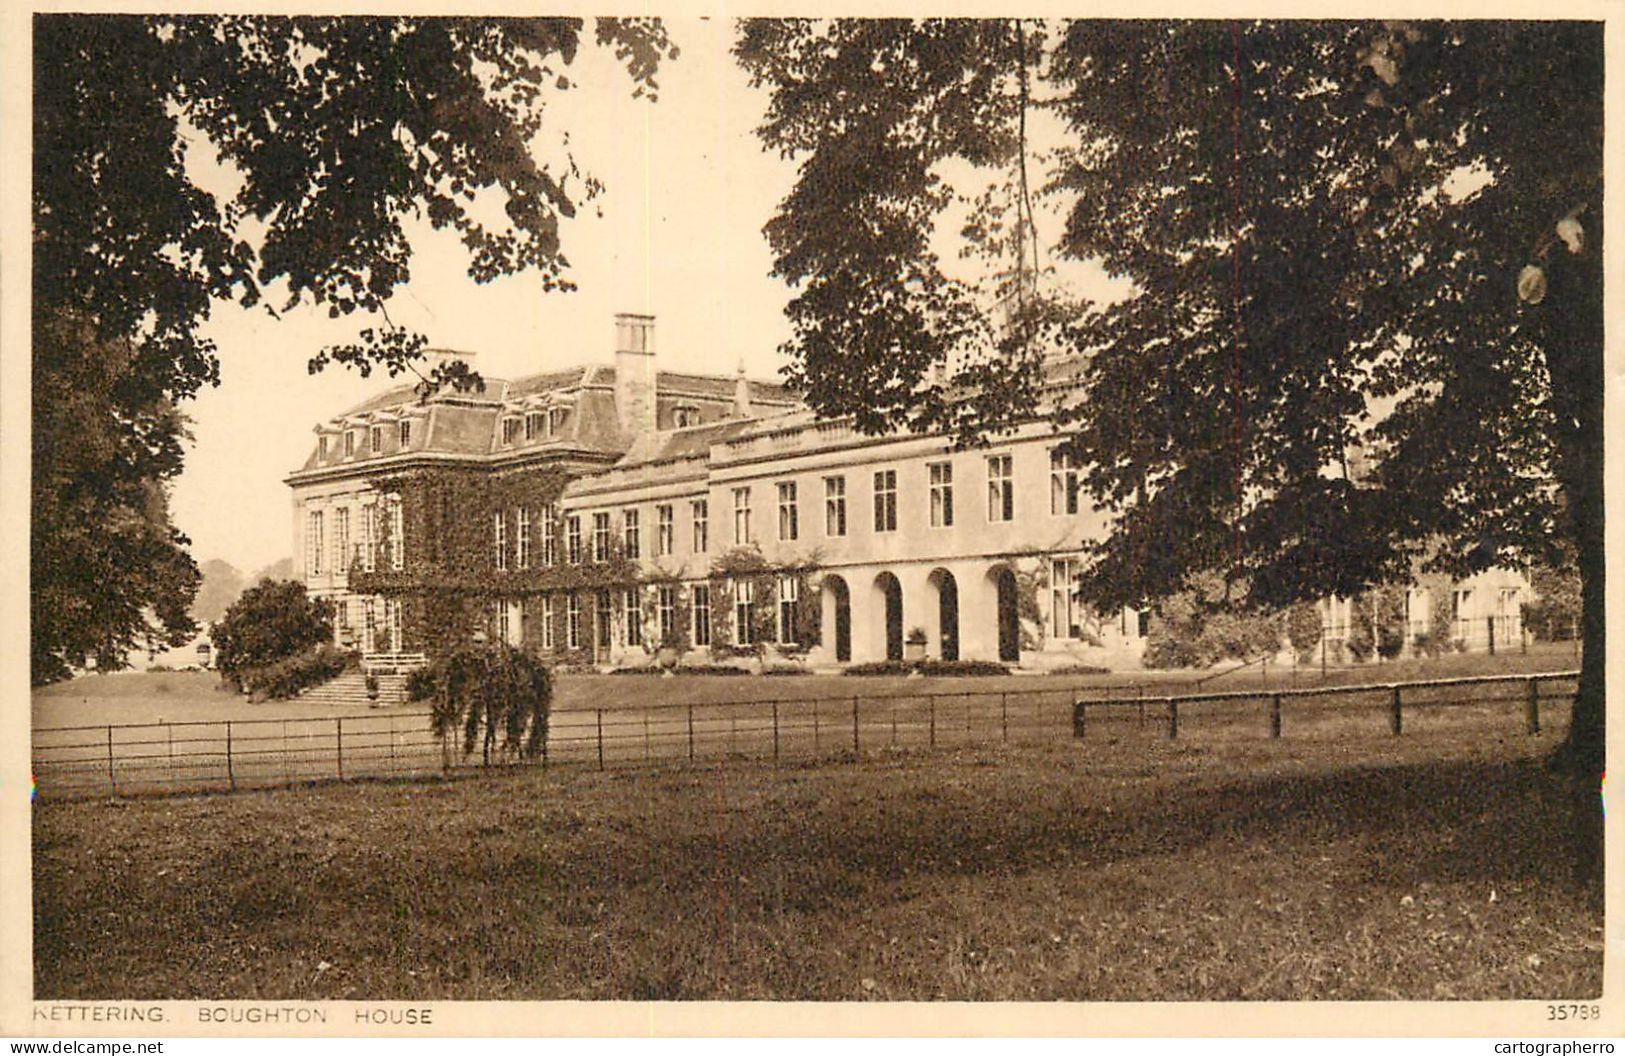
[
  {"xmin": 414, "ymin": 644, "xmax": 553, "ymax": 765},
  {"xmin": 739, "ymin": 19, "xmax": 1601, "ymax": 872},
  {"xmin": 32, "ymin": 15, "xmax": 675, "ymax": 683}
]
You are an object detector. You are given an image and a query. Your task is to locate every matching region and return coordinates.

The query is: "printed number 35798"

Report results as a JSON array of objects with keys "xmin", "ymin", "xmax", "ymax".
[{"xmin": 1547, "ymin": 1004, "xmax": 1602, "ymax": 1021}]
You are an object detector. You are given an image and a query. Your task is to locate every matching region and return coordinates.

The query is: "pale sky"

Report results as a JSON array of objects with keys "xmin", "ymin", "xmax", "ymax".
[
  {"xmin": 172, "ymin": 18, "xmax": 800, "ymax": 573},
  {"xmin": 170, "ymin": 17, "xmax": 1122, "ymax": 574}
]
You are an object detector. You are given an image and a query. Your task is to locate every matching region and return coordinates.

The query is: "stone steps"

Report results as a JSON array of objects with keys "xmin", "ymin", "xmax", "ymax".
[{"xmin": 299, "ymin": 670, "xmax": 414, "ymax": 707}]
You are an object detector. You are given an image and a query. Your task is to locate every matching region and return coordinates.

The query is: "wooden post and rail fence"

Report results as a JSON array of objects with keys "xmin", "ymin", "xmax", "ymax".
[{"xmin": 34, "ymin": 670, "xmax": 1577, "ymax": 801}]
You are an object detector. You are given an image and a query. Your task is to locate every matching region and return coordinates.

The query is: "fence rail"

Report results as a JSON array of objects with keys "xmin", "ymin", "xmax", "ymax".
[{"xmin": 32, "ymin": 670, "xmax": 1579, "ymax": 801}]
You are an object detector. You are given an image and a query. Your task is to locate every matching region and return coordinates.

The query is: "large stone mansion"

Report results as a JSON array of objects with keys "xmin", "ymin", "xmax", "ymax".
[{"xmin": 286, "ymin": 313, "xmax": 1527, "ymax": 670}]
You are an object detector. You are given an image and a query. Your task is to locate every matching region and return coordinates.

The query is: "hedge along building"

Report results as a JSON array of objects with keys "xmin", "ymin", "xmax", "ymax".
[{"xmin": 285, "ymin": 312, "xmax": 1152, "ymax": 670}]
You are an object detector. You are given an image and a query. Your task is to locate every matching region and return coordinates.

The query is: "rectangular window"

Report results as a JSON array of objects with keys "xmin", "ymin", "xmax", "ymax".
[
  {"xmin": 592, "ymin": 512, "xmax": 611, "ymax": 562},
  {"xmin": 624, "ymin": 588, "xmax": 643, "ymax": 647},
  {"xmin": 1051, "ymin": 558, "xmax": 1081, "ymax": 639},
  {"xmin": 331, "ymin": 507, "xmax": 350, "ymax": 574},
  {"xmin": 777, "ymin": 482, "xmax": 798, "ymax": 541},
  {"xmin": 656, "ymin": 504, "xmax": 674, "ymax": 556},
  {"xmin": 370, "ymin": 425, "xmax": 383, "ymax": 454},
  {"xmin": 1051, "ymin": 448, "xmax": 1082, "ymax": 515},
  {"xmin": 361, "ymin": 503, "xmax": 377, "ymax": 572},
  {"xmin": 318, "ymin": 435, "xmax": 329, "ymax": 461},
  {"xmin": 692, "ymin": 499, "xmax": 709, "ymax": 553},
  {"xmin": 524, "ymin": 411, "xmax": 546, "ymax": 441},
  {"xmin": 567, "ymin": 515, "xmax": 583, "ymax": 564},
  {"xmin": 987, "ymin": 454, "xmax": 1014, "ymax": 522},
  {"xmin": 306, "ymin": 509, "xmax": 324, "ymax": 575},
  {"xmin": 692, "ymin": 584, "xmax": 712, "ymax": 647},
  {"xmin": 733, "ymin": 487, "xmax": 752, "ymax": 545},
  {"xmin": 873, "ymin": 469, "xmax": 897, "ymax": 532},
  {"xmin": 493, "ymin": 511, "xmax": 508, "ymax": 571},
  {"xmin": 398, "ymin": 419, "xmax": 412, "ymax": 449},
  {"xmin": 778, "ymin": 575, "xmax": 800, "ymax": 644},
  {"xmin": 595, "ymin": 590, "xmax": 612, "ymax": 648},
  {"xmin": 929, "ymin": 462, "xmax": 954, "ymax": 527},
  {"xmin": 541, "ymin": 504, "xmax": 558, "ymax": 566},
  {"xmin": 734, "ymin": 579, "xmax": 755, "ymax": 645},
  {"xmin": 344, "ymin": 431, "xmax": 356, "ymax": 458},
  {"xmin": 825, "ymin": 476, "xmax": 847, "ymax": 536},
  {"xmin": 498, "ymin": 601, "xmax": 510, "ymax": 645},
  {"xmin": 502, "ymin": 417, "xmax": 520, "ymax": 445},
  {"xmin": 566, "ymin": 594, "xmax": 581, "ymax": 650},
  {"xmin": 657, "ymin": 585, "xmax": 676, "ymax": 642},
  {"xmin": 388, "ymin": 495, "xmax": 404, "ymax": 570},
  {"xmin": 542, "ymin": 596, "xmax": 555, "ymax": 650},
  {"xmin": 517, "ymin": 507, "xmax": 531, "ymax": 569},
  {"xmin": 623, "ymin": 508, "xmax": 641, "ymax": 559}
]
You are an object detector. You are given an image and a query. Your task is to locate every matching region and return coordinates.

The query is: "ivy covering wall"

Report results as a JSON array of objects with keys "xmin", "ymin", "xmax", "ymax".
[{"xmin": 347, "ymin": 466, "xmax": 824, "ymax": 666}]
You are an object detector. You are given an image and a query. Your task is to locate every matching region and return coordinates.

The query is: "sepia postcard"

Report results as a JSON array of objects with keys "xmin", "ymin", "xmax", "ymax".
[{"xmin": 2, "ymin": 0, "xmax": 1621, "ymax": 1040}]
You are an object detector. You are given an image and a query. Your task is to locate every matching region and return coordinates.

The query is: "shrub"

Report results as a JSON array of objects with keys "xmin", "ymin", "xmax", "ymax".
[
  {"xmin": 609, "ymin": 663, "xmax": 752, "ymax": 676},
  {"xmin": 1048, "ymin": 663, "xmax": 1111, "ymax": 676},
  {"xmin": 238, "ymin": 643, "xmax": 357, "ymax": 700},
  {"xmin": 844, "ymin": 659, "xmax": 1009, "ymax": 677},
  {"xmin": 211, "ymin": 579, "xmax": 334, "ymax": 688},
  {"xmin": 408, "ymin": 645, "xmax": 552, "ymax": 763},
  {"xmin": 1286, "ymin": 602, "xmax": 1322, "ymax": 664}
]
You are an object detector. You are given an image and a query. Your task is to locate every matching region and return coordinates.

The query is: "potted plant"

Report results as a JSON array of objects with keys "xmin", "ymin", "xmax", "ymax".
[{"xmin": 904, "ymin": 627, "xmax": 928, "ymax": 662}]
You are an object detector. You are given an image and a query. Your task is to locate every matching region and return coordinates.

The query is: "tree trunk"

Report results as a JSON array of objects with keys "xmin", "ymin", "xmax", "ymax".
[{"xmin": 1540, "ymin": 212, "xmax": 1604, "ymax": 891}]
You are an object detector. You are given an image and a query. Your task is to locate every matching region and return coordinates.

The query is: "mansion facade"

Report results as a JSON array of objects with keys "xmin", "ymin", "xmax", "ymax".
[{"xmin": 286, "ymin": 313, "xmax": 1525, "ymax": 670}]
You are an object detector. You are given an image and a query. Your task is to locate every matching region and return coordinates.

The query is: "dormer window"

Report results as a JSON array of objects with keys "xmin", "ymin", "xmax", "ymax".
[
  {"xmin": 344, "ymin": 431, "xmax": 356, "ymax": 458},
  {"xmin": 501, "ymin": 417, "xmax": 521, "ymax": 445},
  {"xmin": 398, "ymin": 419, "xmax": 412, "ymax": 449},
  {"xmin": 672, "ymin": 405, "xmax": 699, "ymax": 428},
  {"xmin": 525, "ymin": 411, "xmax": 547, "ymax": 441},
  {"xmin": 549, "ymin": 408, "xmax": 568, "ymax": 433},
  {"xmin": 369, "ymin": 425, "xmax": 383, "ymax": 454},
  {"xmin": 318, "ymin": 435, "xmax": 329, "ymax": 460}
]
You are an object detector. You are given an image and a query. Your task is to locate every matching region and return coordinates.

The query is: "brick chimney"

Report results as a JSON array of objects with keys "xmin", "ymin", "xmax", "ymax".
[
  {"xmin": 614, "ymin": 313, "xmax": 656, "ymax": 436},
  {"xmin": 733, "ymin": 360, "xmax": 753, "ymax": 419}
]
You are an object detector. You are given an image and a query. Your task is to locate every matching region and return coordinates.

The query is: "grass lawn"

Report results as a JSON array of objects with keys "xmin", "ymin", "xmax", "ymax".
[
  {"xmin": 33, "ymin": 708, "xmax": 1601, "ymax": 1001},
  {"xmin": 32, "ymin": 642, "xmax": 1581, "ymax": 729}
]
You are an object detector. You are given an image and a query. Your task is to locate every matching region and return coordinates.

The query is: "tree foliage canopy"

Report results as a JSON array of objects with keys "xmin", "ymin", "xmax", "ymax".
[
  {"xmin": 739, "ymin": 19, "xmax": 1603, "ymax": 778},
  {"xmin": 32, "ymin": 15, "xmax": 673, "ymax": 683},
  {"xmin": 209, "ymin": 578, "xmax": 334, "ymax": 684}
]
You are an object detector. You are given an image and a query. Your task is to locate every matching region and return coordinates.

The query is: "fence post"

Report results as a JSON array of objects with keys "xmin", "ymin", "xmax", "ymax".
[
  {"xmin": 1167, "ymin": 699, "xmax": 1178, "ymax": 740},
  {"xmin": 1525, "ymin": 678, "xmax": 1541, "ymax": 735},
  {"xmin": 1390, "ymin": 685, "xmax": 1403, "ymax": 736},
  {"xmin": 336, "ymin": 717, "xmax": 344, "ymax": 780},
  {"xmin": 1270, "ymin": 694, "xmax": 1282, "ymax": 739},
  {"xmin": 929, "ymin": 698, "xmax": 936, "ymax": 748},
  {"xmin": 1487, "ymin": 616, "xmax": 1496, "ymax": 656},
  {"xmin": 1001, "ymin": 693, "xmax": 1009, "ymax": 743},
  {"xmin": 1072, "ymin": 699, "xmax": 1086, "ymax": 739},
  {"xmin": 106, "ymin": 725, "xmax": 115, "ymax": 795},
  {"xmin": 226, "ymin": 721, "xmax": 236, "ymax": 791},
  {"xmin": 773, "ymin": 702, "xmax": 780, "ymax": 765},
  {"xmin": 687, "ymin": 704, "xmax": 695, "ymax": 762},
  {"xmin": 596, "ymin": 709, "xmax": 605, "ymax": 771},
  {"xmin": 852, "ymin": 696, "xmax": 860, "ymax": 755}
]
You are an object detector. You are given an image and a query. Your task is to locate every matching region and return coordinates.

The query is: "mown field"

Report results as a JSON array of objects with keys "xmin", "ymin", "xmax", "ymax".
[{"xmin": 33, "ymin": 702, "xmax": 1602, "ymax": 1002}]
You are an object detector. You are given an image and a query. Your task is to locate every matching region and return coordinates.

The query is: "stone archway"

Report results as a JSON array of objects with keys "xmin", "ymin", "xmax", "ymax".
[
  {"xmin": 928, "ymin": 568, "xmax": 960, "ymax": 661},
  {"xmin": 989, "ymin": 565, "xmax": 1020, "ymax": 663},
  {"xmin": 873, "ymin": 572, "xmax": 904, "ymax": 662},
  {"xmin": 822, "ymin": 574, "xmax": 853, "ymax": 663}
]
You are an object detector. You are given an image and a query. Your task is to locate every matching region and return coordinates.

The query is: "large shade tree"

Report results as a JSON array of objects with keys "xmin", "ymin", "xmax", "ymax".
[
  {"xmin": 739, "ymin": 18, "xmax": 1602, "ymax": 864},
  {"xmin": 32, "ymin": 15, "xmax": 674, "ymax": 683}
]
